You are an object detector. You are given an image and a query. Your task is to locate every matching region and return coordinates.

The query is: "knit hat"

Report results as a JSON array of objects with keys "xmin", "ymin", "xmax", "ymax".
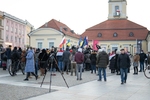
[{"xmin": 78, "ymin": 48, "xmax": 82, "ymax": 52}]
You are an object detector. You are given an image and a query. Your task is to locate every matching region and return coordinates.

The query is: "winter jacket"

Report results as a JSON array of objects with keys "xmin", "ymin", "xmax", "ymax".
[
  {"xmin": 11, "ymin": 50, "xmax": 20, "ymax": 61},
  {"xmin": 6, "ymin": 48, "xmax": 11, "ymax": 59},
  {"xmin": 109, "ymin": 56, "xmax": 116, "ymax": 70},
  {"xmin": 117, "ymin": 53, "xmax": 130, "ymax": 68},
  {"xmin": 62, "ymin": 49, "xmax": 71, "ymax": 62},
  {"xmin": 21, "ymin": 51, "xmax": 26, "ymax": 62},
  {"xmin": 96, "ymin": 51, "xmax": 109, "ymax": 68},
  {"xmin": 75, "ymin": 52, "xmax": 84, "ymax": 64},
  {"xmin": 133, "ymin": 54, "xmax": 140, "ymax": 63},
  {"xmin": 25, "ymin": 50, "xmax": 35, "ymax": 72},
  {"xmin": 85, "ymin": 53, "xmax": 91, "ymax": 63},
  {"xmin": 90, "ymin": 52, "xmax": 97, "ymax": 65},
  {"xmin": 139, "ymin": 53, "xmax": 147, "ymax": 62}
]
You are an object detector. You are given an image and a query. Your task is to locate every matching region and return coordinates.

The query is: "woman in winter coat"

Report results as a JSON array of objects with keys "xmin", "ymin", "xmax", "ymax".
[
  {"xmin": 1, "ymin": 48, "xmax": 7, "ymax": 70},
  {"xmin": 24, "ymin": 48, "xmax": 37, "ymax": 81},
  {"xmin": 109, "ymin": 54, "xmax": 116, "ymax": 73},
  {"xmin": 38, "ymin": 49, "xmax": 48, "ymax": 76},
  {"xmin": 90, "ymin": 50, "xmax": 97, "ymax": 74},
  {"xmin": 133, "ymin": 53, "xmax": 140, "ymax": 74}
]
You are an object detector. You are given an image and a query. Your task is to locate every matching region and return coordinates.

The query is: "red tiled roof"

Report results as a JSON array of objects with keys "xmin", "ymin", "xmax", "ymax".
[
  {"xmin": 39, "ymin": 19, "xmax": 80, "ymax": 39},
  {"xmin": 82, "ymin": 19, "xmax": 149, "ymax": 41}
]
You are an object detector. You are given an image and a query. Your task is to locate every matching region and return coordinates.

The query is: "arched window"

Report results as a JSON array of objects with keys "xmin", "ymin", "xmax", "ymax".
[
  {"xmin": 129, "ymin": 32, "xmax": 134, "ymax": 37},
  {"xmin": 113, "ymin": 32, "xmax": 118, "ymax": 37},
  {"xmin": 97, "ymin": 33, "xmax": 102, "ymax": 37}
]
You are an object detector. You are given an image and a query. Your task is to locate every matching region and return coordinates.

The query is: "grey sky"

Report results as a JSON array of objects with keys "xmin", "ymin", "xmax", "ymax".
[{"xmin": 0, "ymin": 0, "xmax": 150, "ymax": 34}]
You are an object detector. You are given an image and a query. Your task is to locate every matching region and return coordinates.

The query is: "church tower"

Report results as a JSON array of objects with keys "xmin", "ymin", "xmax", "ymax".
[{"xmin": 108, "ymin": 0, "xmax": 127, "ymax": 19}]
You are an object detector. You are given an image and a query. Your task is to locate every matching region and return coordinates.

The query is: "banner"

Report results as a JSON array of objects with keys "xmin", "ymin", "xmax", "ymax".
[{"xmin": 92, "ymin": 40, "xmax": 99, "ymax": 51}]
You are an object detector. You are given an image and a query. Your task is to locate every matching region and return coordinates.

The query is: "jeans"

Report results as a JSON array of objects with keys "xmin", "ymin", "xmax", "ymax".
[
  {"xmin": 140, "ymin": 61, "xmax": 144, "ymax": 71},
  {"xmin": 58, "ymin": 61, "xmax": 64, "ymax": 71},
  {"xmin": 35, "ymin": 60, "xmax": 38, "ymax": 76},
  {"xmin": 120, "ymin": 68, "xmax": 128, "ymax": 83},
  {"xmin": 76, "ymin": 64, "xmax": 83, "ymax": 79},
  {"xmin": 98, "ymin": 67, "xmax": 106, "ymax": 81},
  {"xmin": 7, "ymin": 59, "xmax": 11, "ymax": 69},
  {"xmin": 91, "ymin": 64, "xmax": 96, "ymax": 73}
]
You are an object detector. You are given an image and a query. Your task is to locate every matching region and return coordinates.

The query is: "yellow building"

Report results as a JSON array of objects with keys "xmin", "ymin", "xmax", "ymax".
[
  {"xmin": 82, "ymin": 0, "xmax": 149, "ymax": 54},
  {"xmin": 29, "ymin": 19, "xmax": 79, "ymax": 49},
  {"xmin": 25, "ymin": 20, "xmax": 34, "ymax": 48},
  {"xmin": 0, "ymin": 11, "xmax": 4, "ymax": 47}
]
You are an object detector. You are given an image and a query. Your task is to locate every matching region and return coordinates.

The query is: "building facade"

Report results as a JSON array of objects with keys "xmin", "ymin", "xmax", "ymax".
[
  {"xmin": 3, "ymin": 12, "xmax": 26, "ymax": 49},
  {"xmin": 82, "ymin": 0, "xmax": 149, "ymax": 54},
  {"xmin": 29, "ymin": 19, "xmax": 79, "ymax": 49},
  {"xmin": 0, "ymin": 11, "xmax": 4, "ymax": 47},
  {"xmin": 25, "ymin": 20, "xmax": 34, "ymax": 48}
]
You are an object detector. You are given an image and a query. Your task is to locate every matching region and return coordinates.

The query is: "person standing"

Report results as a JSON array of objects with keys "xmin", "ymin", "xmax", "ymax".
[
  {"xmin": 70, "ymin": 49, "xmax": 77, "ymax": 76},
  {"xmin": 56, "ymin": 48, "xmax": 64, "ymax": 72},
  {"xmin": 133, "ymin": 53, "xmax": 140, "ymax": 75},
  {"xmin": 117, "ymin": 49, "xmax": 130, "ymax": 84},
  {"xmin": 90, "ymin": 50, "xmax": 97, "ymax": 74},
  {"xmin": 75, "ymin": 48, "xmax": 84, "ymax": 80},
  {"xmin": 34, "ymin": 49, "xmax": 40, "ymax": 76},
  {"xmin": 62, "ymin": 48, "xmax": 71, "ymax": 74},
  {"xmin": 139, "ymin": 50, "xmax": 147, "ymax": 72},
  {"xmin": 97, "ymin": 49, "xmax": 109, "ymax": 81},
  {"xmin": 24, "ymin": 47, "xmax": 37, "ymax": 81},
  {"xmin": 6, "ymin": 45, "xmax": 12, "ymax": 70},
  {"xmin": 84, "ymin": 51, "xmax": 91, "ymax": 71}
]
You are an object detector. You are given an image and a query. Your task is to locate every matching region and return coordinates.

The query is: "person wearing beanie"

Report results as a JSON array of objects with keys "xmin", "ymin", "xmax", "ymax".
[{"xmin": 75, "ymin": 48, "xmax": 84, "ymax": 80}]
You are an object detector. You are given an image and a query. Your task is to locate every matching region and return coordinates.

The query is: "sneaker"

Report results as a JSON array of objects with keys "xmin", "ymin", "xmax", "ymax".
[
  {"xmin": 24, "ymin": 79, "xmax": 29, "ymax": 81},
  {"xmin": 121, "ymin": 82, "xmax": 124, "ymax": 85},
  {"xmin": 77, "ymin": 78, "xmax": 79, "ymax": 80},
  {"xmin": 97, "ymin": 79, "xmax": 101, "ymax": 81},
  {"xmin": 124, "ymin": 80, "xmax": 126, "ymax": 83},
  {"xmin": 80, "ymin": 78, "xmax": 82, "ymax": 80}
]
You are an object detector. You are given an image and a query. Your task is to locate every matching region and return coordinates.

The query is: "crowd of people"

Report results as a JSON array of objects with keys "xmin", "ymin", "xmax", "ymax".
[{"xmin": 0, "ymin": 45, "xmax": 150, "ymax": 84}]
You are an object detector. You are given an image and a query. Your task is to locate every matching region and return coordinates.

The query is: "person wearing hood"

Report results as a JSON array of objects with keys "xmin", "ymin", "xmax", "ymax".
[
  {"xmin": 24, "ymin": 47, "xmax": 38, "ymax": 81},
  {"xmin": 90, "ymin": 50, "xmax": 97, "ymax": 74},
  {"xmin": 62, "ymin": 47, "xmax": 71, "ymax": 74},
  {"xmin": 96, "ymin": 48, "xmax": 109, "ymax": 81}
]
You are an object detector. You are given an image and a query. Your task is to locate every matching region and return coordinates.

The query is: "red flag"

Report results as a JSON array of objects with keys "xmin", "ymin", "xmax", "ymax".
[{"xmin": 92, "ymin": 40, "xmax": 99, "ymax": 51}]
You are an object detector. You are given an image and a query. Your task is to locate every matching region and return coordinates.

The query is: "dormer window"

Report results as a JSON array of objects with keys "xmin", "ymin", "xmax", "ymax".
[
  {"xmin": 63, "ymin": 28, "xmax": 68, "ymax": 31},
  {"xmin": 113, "ymin": 32, "xmax": 118, "ymax": 37},
  {"xmin": 129, "ymin": 32, "xmax": 134, "ymax": 37},
  {"xmin": 71, "ymin": 30, "xmax": 74, "ymax": 34},
  {"xmin": 97, "ymin": 33, "xmax": 102, "ymax": 37}
]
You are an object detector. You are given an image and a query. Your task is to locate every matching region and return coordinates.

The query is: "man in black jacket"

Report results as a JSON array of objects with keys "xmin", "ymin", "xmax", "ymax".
[
  {"xmin": 117, "ymin": 49, "xmax": 130, "ymax": 84},
  {"xmin": 139, "ymin": 50, "xmax": 147, "ymax": 72}
]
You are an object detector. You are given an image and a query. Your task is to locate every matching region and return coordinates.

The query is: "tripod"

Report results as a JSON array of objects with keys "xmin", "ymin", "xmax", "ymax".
[{"xmin": 40, "ymin": 55, "xmax": 69, "ymax": 92}]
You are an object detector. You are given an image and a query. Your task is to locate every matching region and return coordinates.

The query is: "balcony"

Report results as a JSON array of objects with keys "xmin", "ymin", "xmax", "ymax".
[{"xmin": 113, "ymin": 12, "xmax": 121, "ymax": 17}]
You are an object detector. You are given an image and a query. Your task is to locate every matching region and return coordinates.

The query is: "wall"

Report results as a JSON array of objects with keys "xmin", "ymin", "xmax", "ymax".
[
  {"xmin": 3, "ymin": 17, "xmax": 26, "ymax": 49},
  {"xmin": 88, "ymin": 40, "xmax": 147, "ymax": 54}
]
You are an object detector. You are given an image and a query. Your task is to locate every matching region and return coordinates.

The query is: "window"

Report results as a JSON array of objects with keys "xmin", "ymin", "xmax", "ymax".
[
  {"xmin": 19, "ymin": 38, "xmax": 21, "ymax": 43},
  {"xmin": 115, "ymin": 6, "xmax": 119, "ymax": 12},
  {"xmin": 0, "ymin": 20, "xmax": 2, "ymax": 26},
  {"xmin": 129, "ymin": 32, "xmax": 134, "ymax": 37},
  {"xmin": 113, "ymin": 32, "xmax": 118, "ymax": 37},
  {"xmin": 0, "ymin": 30, "xmax": 2, "ymax": 39},
  {"xmin": 6, "ymin": 26, "xmax": 9, "ymax": 31},
  {"xmin": 6, "ymin": 36, "xmax": 9, "ymax": 41},
  {"xmin": 11, "ymin": 36, "xmax": 13, "ymax": 41},
  {"xmin": 22, "ymin": 38, "xmax": 24, "ymax": 43},
  {"xmin": 15, "ymin": 37, "xmax": 17, "ymax": 42},
  {"xmin": 97, "ymin": 33, "xmax": 102, "ymax": 37},
  {"xmin": 11, "ymin": 27, "xmax": 13, "ymax": 32},
  {"xmin": 37, "ymin": 42, "xmax": 42, "ymax": 49},
  {"xmin": 49, "ymin": 42, "xmax": 54, "ymax": 49}
]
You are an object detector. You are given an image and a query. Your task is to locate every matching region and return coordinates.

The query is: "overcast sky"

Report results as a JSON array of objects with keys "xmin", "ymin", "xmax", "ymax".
[{"xmin": 0, "ymin": 0, "xmax": 150, "ymax": 34}]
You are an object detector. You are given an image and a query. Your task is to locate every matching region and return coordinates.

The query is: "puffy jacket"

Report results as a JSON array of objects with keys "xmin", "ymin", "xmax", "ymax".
[
  {"xmin": 75, "ymin": 52, "xmax": 84, "ymax": 64},
  {"xmin": 97, "ymin": 51, "xmax": 109, "ymax": 68},
  {"xmin": 117, "ymin": 53, "xmax": 130, "ymax": 68},
  {"xmin": 62, "ymin": 49, "xmax": 71, "ymax": 62},
  {"xmin": 139, "ymin": 53, "xmax": 147, "ymax": 62}
]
